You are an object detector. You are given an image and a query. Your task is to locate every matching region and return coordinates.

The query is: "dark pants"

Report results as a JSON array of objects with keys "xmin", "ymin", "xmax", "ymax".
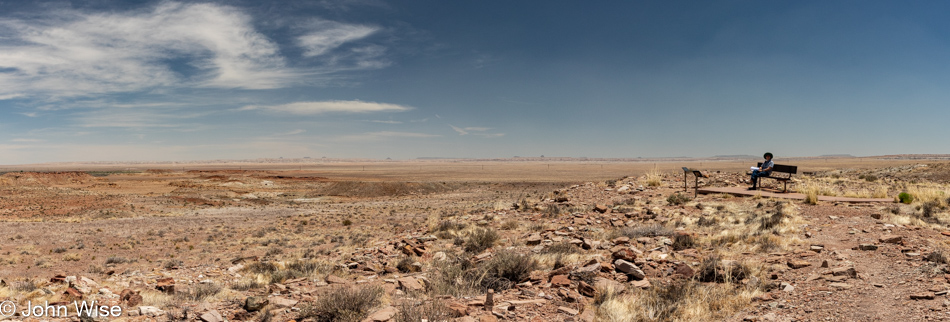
[{"xmin": 751, "ymin": 170, "xmax": 770, "ymax": 187}]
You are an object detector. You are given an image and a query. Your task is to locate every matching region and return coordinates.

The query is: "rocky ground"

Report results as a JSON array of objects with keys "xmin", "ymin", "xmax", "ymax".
[{"xmin": 0, "ymin": 162, "xmax": 949, "ymax": 321}]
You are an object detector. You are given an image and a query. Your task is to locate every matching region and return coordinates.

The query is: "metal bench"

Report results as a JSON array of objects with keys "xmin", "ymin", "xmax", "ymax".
[{"xmin": 756, "ymin": 162, "xmax": 797, "ymax": 193}]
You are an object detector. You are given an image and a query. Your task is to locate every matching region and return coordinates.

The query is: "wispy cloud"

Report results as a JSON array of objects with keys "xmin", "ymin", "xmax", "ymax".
[
  {"xmin": 299, "ymin": 19, "xmax": 377, "ymax": 57},
  {"xmin": 449, "ymin": 124, "xmax": 504, "ymax": 138},
  {"xmin": 339, "ymin": 131, "xmax": 439, "ymax": 141},
  {"xmin": 365, "ymin": 120, "xmax": 403, "ymax": 124},
  {"xmin": 240, "ymin": 100, "xmax": 412, "ymax": 115},
  {"xmin": 279, "ymin": 129, "xmax": 307, "ymax": 136},
  {"xmin": 0, "ymin": 2, "xmax": 387, "ymax": 98},
  {"xmin": 449, "ymin": 125, "xmax": 493, "ymax": 135},
  {"xmin": 10, "ymin": 138, "xmax": 45, "ymax": 143},
  {"xmin": 449, "ymin": 125, "xmax": 468, "ymax": 135},
  {"xmin": 73, "ymin": 108, "xmax": 210, "ymax": 128}
]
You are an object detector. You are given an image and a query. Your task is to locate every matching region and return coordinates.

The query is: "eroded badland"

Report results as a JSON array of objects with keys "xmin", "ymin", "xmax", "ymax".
[{"xmin": 3, "ymin": 158, "xmax": 950, "ymax": 321}]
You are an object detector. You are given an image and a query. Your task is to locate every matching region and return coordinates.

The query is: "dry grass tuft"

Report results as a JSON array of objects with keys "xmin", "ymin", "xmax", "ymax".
[
  {"xmin": 612, "ymin": 224, "xmax": 673, "ymax": 239},
  {"xmin": 298, "ymin": 285, "xmax": 383, "ymax": 322},
  {"xmin": 395, "ymin": 300, "xmax": 454, "ymax": 322},
  {"xmin": 645, "ymin": 168, "xmax": 663, "ymax": 187},
  {"xmin": 463, "ymin": 227, "xmax": 499, "ymax": 253}
]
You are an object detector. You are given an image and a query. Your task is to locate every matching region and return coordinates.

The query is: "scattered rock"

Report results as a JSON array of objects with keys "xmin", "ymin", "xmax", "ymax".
[
  {"xmin": 674, "ymin": 263, "xmax": 695, "ymax": 278},
  {"xmin": 911, "ymin": 292, "xmax": 935, "ymax": 300},
  {"xmin": 139, "ymin": 306, "xmax": 165, "ymax": 317},
  {"xmin": 615, "ymin": 259, "xmax": 646, "ymax": 279},
  {"xmin": 325, "ymin": 275, "xmax": 348, "ymax": 284},
  {"xmin": 526, "ymin": 234, "xmax": 543, "ymax": 246},
  {"xmin": 857, "ymin": 244, "xmax": 878, "ymax": 251},
  {"xmin": 880, "ymin": 235, "xmax": 903, "ymax": 244},
  {"xmin": 630, "ymin": 279, "xmax": 651, "ymax": 289},
  {"xmin": 156, "ymin": 277, "xmax": 175, "ymax": 293},
  {"xmin": 199, "ymin": 310, "xmax": 224, "ymax": 322},
  {"xmin": 397, "ymin": 277, "xmax": 424, "ymax": 292},
  {"xmin": 594, "ymin": 204, "xmax": 609, "ymax": 213},
  {"xmin": 550, "ymin": 274, "xmax": 571, "ymax": 287},
  {"xmin": 269, "ymin": 296, "xmax": 298, "ymax": 308},
  {"xmin": 558, "ymin": 306, "xmax": 579, "ymax": 316},
  {"xmin": 365, "ymin": 306, "xmax": 398, "ymax": 321},
  {"xmin": 787, "ymin": 260, "xmax": 811, "ymax": 269},
  {"xmin": 831, "ymin": 267, "xmax": 857, "ymax": 278}
]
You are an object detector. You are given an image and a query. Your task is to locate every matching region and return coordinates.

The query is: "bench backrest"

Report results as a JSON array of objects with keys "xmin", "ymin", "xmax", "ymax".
[{"xmin": 758, "ymin": 162, "xmax": 797, "ymax": 174}]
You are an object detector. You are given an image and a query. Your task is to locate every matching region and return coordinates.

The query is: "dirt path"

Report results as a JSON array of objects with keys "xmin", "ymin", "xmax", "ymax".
[{"xmin": 732, "ymin": 204, "xmax": 950, "ymax": 321}]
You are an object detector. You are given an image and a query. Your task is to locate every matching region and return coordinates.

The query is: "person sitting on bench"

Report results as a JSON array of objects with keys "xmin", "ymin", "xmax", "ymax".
[{"xmin": 749, "ymin": 152, "xmax": 773, "ymax": 190}]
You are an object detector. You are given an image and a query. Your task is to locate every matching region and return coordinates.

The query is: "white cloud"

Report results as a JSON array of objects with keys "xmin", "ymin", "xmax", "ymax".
[
  {"xmin": 339, "ymin": 131, "xmax": 440, "ymax": 141},
  {"xmin": 299, "ymin": 20, "xmax": 377, "ymax": 57},
  {"xmin": 0, "ymin": 2, "xmax": 387, "ymax": 97},
  {"xmin": 10, "ymin": 138, "xmax": 45, "ymax": 143},
  {"xmin": 449, "ymin": 125, "xmax": 468, "ymax": 135},
  {"xmin": 366, "ymin": 120, "xmax": 403, "ymax": 124},
  {"xmin": 73, "ymin": 108, "xmax": 209, "ymax": 128},
  {"xmin": 449, "ymin": 125, "xmax": 492, "ymax": 135},
  {"xmin": 241, "ymin": 100, "xmax": 412, "ymax": 115}
]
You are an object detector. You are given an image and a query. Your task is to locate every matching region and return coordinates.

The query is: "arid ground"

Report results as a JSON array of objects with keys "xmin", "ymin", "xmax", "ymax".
[{"xmin": 2, "ymin": 157, "xmax": 950, "ymax": 321}]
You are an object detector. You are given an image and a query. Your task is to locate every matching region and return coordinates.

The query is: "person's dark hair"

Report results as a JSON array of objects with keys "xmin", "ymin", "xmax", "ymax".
[{"xmin": 764, "ymin": 152, "xmax": 773, "ymax": 159}]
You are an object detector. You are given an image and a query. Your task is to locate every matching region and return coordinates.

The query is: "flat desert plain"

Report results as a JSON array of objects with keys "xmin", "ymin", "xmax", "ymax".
[{"xmin": 2, "ymin": 157, "xmax": 950, "ymax": 321}]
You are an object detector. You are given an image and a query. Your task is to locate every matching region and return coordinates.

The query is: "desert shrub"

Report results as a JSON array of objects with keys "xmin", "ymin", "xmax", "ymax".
[
  {"xmin": 500, "ymin": 219, "xmax": 519, "ymax": 230},
  {"xmin": 299, "ymin": 285, "xmax": 383, "ymax": 322},
  {"xmin": 671, "ymin": 234, "xmax": 695, "ymax": 251},
  {"xmin": 899, "ymin": 192, "xmax": 914, "ymax": 204},
  {"xmin": 480, "ymin": 251, "xmax": 538, "ymax": 291},
  {"xmin": 862, "ymin": 174, "xmax": 878, "ymax": 182},
  {"xmin": 52, "ymin": 247, "xmax": 67, "ymax": 254},
  {"xmin": 667, "ymin": 193, "xmax": 691, "ymax": 206},
  {"xmin": 613, "ymin": 198, "xmax": 638, "ymax": 206},
  {"xmin": 921, "ymin": 200, "xmax": 943, "ymax": 218},
  {"xmin": 541, "ymin": 204, "xmax": 564, "ymax": 217},
  {"xmin": 696, "ymin": 216, "xmax": 718, "ymax": 227},
  {"xmin": 695, "ymin": 256, "xmax": 749, "ymax": 283},
  {"xmin": 803, "ymin": 188, "xmax": 819, "ymax": 205},
  {"xmin": 753, "ymin": 234, "xmax": 781, "ymax": 253},
  {"xmin": 541, "ymin": 242, "xmax": 581, "ymax": 255},
  {"xmin": 175, "ymin": 283, "xmax": 221, "ymax": 302},
  {"xmin": 243, "ymin": 261, "xmax": 279, "ymax": 274},
  {"xmin": 396, "ymin": 256, "xmax": 416, "ymax": 273},
  {"xmin": 62, "ymin": 253, "xmax": 81, "ymax": 261},
  {"xmin": 613, "ymin": 224, "xmax": 673, "ymax": 239},
  {"xmin": 432, "ymin": 221, "xmax": 467, "ymax": 232},
  {"xmin": 230, "ymin": 279, "xmax": 263, "ymax": 291},
  {"xmin": 428, "ymin": 254, "xmax": 481, "ymax": 296},
  {"xmin": 395, "ymin": 300, "xmax": 454, "ymax": 322},
  {"xmin": 342, "ymin": 219, "xmax": 353, "ymax": 226},
  {"xmin": 429, "ymin": 251, "xmax": 536, "ymax": 296},
  {"xmin": 463, "ymin": 227, "xmax": 499, "ymax": 253},
  {"xmin": 926, "ymin": 250, "xmax": 949, "ymax": 264},
  {"xmin": 105, "ymin": 256, "xmax": 130, "ymax": 265},
  {"xmin": 645, "ymin": 169, "xmax": 662, "ymax": 187},
  {"xmin": 641, "ymin": 280, "xmax": 696, "ymax": 320},
  {"xmin": 163, "ymin": 260, "xmax": 183, "ymax": 270},
  {"xmin": 287, "ymin": 260, "xmax": 330, "ymax": 277},
  {"xmin": 758, "ymin": 212, "xmax": 784, "ymax": 231},
  {"xmin": 12, "ymin": 279, "xmax": 37, "ymax": 292}
]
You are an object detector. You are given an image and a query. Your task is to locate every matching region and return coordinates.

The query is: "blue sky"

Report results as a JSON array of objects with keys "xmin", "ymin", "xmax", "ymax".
[{"xmin": 1, "ymin": 1, "xmax": 949, "ymax": 164}]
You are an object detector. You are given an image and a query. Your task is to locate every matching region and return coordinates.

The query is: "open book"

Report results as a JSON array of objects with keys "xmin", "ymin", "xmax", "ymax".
[{"xmin": 751, "ymin": 166, "xmax": 758, "ymax": 171}]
